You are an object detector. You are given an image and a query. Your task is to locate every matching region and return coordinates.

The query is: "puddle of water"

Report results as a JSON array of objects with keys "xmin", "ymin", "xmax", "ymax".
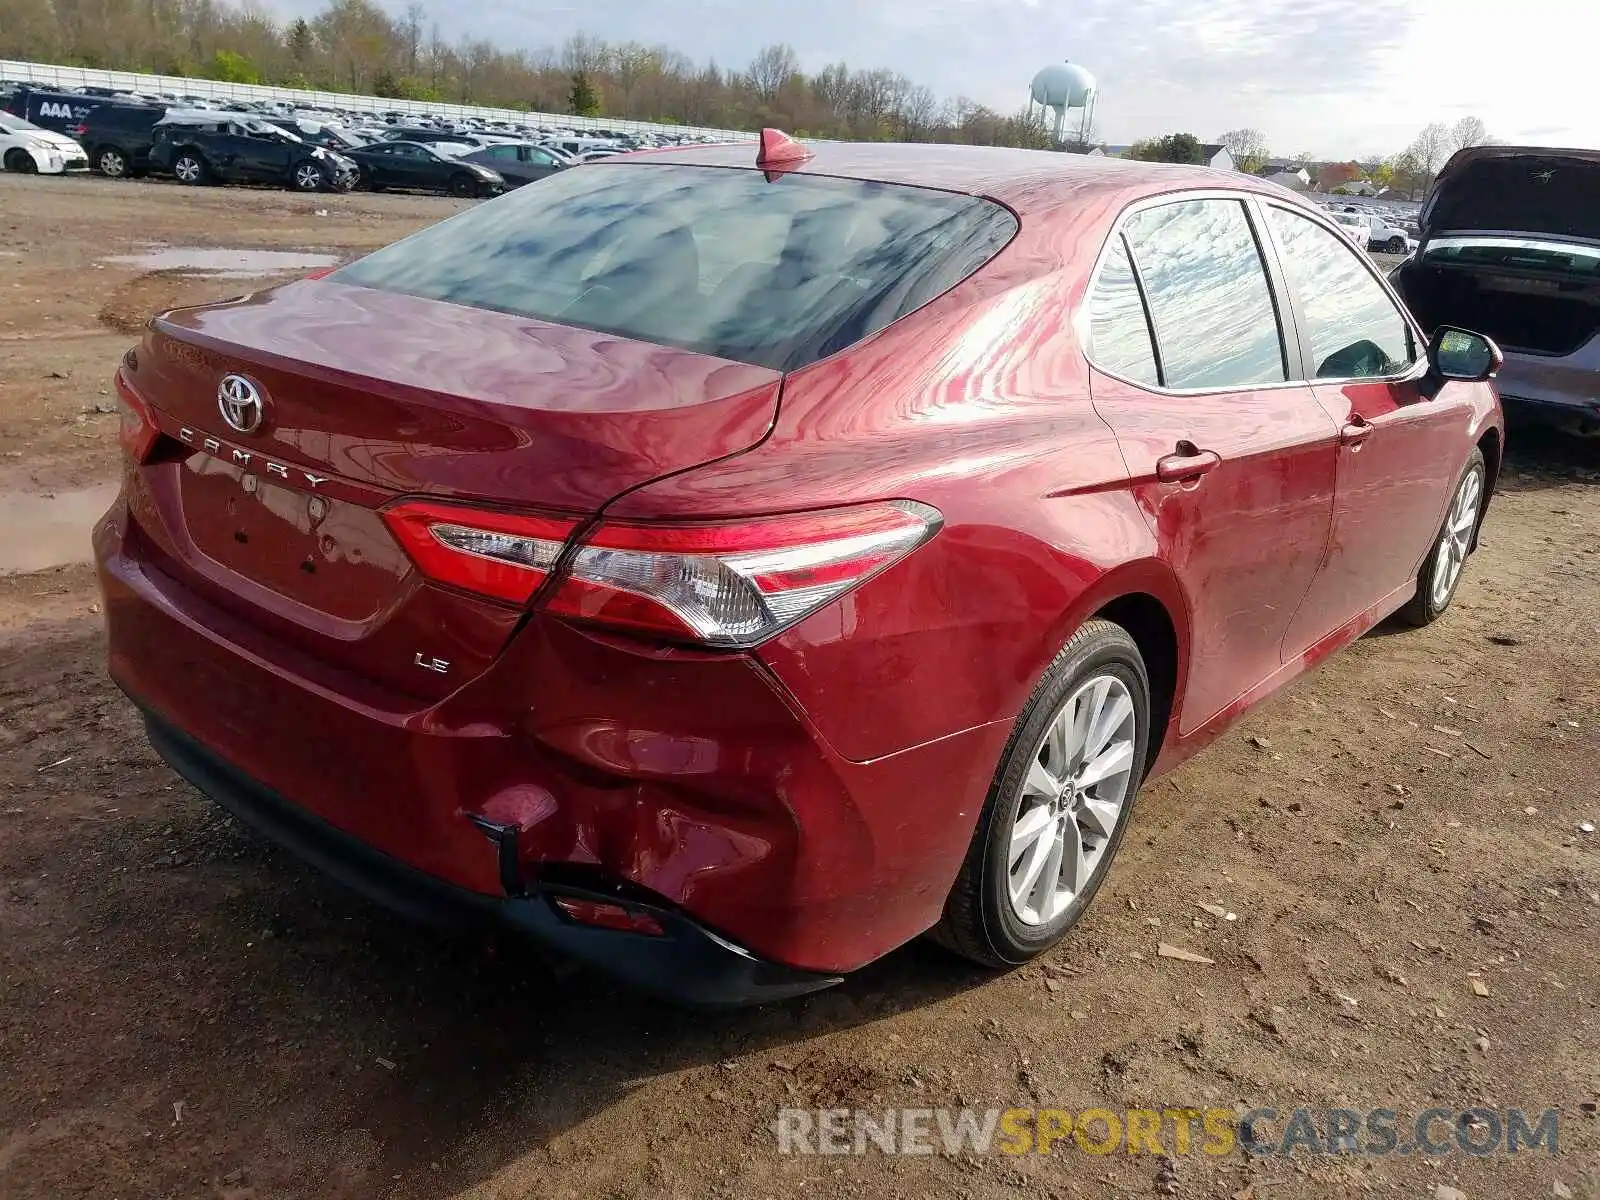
[
  {"xmin": 100, "ymin": 246, "xmax": 339, "ymax": 280},
  {"xmin": 0, "ymin": 484, "xmax": 121, "ymax": 574}
]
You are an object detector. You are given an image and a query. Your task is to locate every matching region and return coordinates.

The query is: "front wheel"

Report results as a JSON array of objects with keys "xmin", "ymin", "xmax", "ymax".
[
  {"xmin": 931, "ymin": 619, "xmax": 1150, "ymax": 967},
  {"xmin": 447, "ymin": 172, "xmax": 477, "ymax": 198},
  {"xmin": 1398, "ymin": 448, "xmax": 1485, "ymax": 626},
  {"xmin": 172, "ymin": 153, "xmax": 207, "ymax": 185},
  {"xmin": 4, "ymin": 148, "xmax": 38, "ymax": 174},
  {"xmin": 292, "ymin": 160, "xmax": 326, "ymax": 192},
  {"xmin": 1386, "ymin": 236, "xmax": 1407, "ymax": 254}
]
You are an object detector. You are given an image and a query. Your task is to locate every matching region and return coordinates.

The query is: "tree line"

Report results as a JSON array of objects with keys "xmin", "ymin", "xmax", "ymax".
[{"xmin": 1, "ymin": 0, "xmax": 1057, "ymax": 146}]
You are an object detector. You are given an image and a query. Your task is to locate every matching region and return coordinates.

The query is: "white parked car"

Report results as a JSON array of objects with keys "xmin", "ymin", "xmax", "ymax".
[
  {"xmin": 0, "ymin": 110, "xmax": 89, "ymax": 174},
  {"xmin": 1331, "ymin": 210, "xmax": 1413, "ymax": 255}
]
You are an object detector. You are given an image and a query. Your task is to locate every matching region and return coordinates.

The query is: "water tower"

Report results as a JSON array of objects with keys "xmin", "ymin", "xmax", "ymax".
[{"xmin": 1029, "ymin": 61, "xmax": 1097, "ymax": 145}]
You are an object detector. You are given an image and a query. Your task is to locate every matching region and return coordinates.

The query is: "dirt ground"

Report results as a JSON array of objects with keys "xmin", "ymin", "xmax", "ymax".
[{"xmin": 0, "ymin": 172, "xmax": 1597, "ymax": 1200}]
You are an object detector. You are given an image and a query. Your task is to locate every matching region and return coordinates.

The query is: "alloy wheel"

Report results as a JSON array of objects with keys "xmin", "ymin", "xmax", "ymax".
[
  {"xmin": 1006, "ymin": 673, "xmax": 1138, "ymax": 926},
  {"xmin": 99, "ymin": 150, "xmax": 126, "ymax": 177},
  {"xmin": 1430, "ymin": 467, "xmax": 1482, "ymax": 609},
  {"xmin": 175, "ymin": 157, "xmax": 201, "ymax": 183},
  {"xmin": 295, "ymin": 164, "xmax": 323, "ymax": 191}
]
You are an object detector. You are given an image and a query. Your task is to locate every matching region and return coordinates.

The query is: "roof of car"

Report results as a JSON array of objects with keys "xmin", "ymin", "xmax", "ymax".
[{"xmin": 612, "ymin": 139, "xmax": 1294, "ymax": 215}]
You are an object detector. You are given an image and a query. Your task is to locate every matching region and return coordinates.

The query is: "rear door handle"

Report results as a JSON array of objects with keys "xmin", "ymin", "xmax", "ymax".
[
  {"xmin": 1156, "ymin": 444, "xmax": 1222, "ymax": 482},
  {"xmin": 1341, "ymin": 417, "xmax": 1375, "ymax": 446}
]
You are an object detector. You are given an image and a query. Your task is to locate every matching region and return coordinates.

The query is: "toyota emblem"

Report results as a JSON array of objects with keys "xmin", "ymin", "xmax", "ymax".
[{"xmin": 217, "ymin": 374, "xmax": 264, "ymax": 434}]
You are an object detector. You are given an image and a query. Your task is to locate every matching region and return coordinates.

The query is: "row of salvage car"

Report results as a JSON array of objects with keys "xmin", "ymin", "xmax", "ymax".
[
  {"xmin": 0, "ymin": 85, "xmax": 625, "ymax": 196},
  {"xmin": 1, "ymin": 103, "xmax": 508, "ymax": 195}
]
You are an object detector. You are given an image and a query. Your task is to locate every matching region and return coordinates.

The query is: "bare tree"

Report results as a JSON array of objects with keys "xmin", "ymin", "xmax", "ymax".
[
  {"xmin": 1448, "ymin": 115, "xmax": 1490, "ymax": 154},
  {"xmin": 747, "ymin": 43, "xmax": 798, "ymax": 103},
  {"xmin": 1408, "ymin": 121, "xmax": 1452, "ymax": 175},
  {"xmin": 1218, "ymin": 127, "xmax": 1270, "ymax": 172},
  {"xmin": 401, "ymin": 2, "xmax": 424, "ymax": 74}
]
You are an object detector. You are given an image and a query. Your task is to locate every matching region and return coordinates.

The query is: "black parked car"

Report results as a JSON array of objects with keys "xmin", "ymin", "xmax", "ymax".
[
  {"xmin": 381, "ymin": 127, "xmax": 495, "ymax": 149},
  {"xmin": 458, "ymin": 142, "xmax": 567, "ymax": 188},
  {"xmin": 71, "ymin": 103, "xmax": 167, "ymax": 177},
  {"xmin": 148, "ymin": 115, "xmax": 354, "ymax": 191},
  {"xmin": 2, "ymin": 86, "xmax": 107, "ymax": 134},
  {"xmin": 344, "ymin": 140, "xmax": 504, "ymax": 197}
]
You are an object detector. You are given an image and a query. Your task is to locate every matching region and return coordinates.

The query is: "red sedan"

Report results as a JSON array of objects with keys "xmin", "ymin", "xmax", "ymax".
[{"xmin": 95, "ymin": 132, "xmax": 1504, "ymax": 1004}]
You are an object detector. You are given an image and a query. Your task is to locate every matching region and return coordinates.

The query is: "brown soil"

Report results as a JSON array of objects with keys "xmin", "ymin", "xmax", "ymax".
[{"xmin": 1, "ymin": 172, "xmax": 1597, "ymax": 1200}]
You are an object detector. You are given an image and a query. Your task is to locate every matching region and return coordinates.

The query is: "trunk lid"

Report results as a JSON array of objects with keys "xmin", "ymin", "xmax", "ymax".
[
  {"xmin": 126, "ymin": 279, "xmax": 781, "ymax": 699},
  {"xmin": 1421, "ymin": 147, "xmax": 1600, "ymax": 243}
]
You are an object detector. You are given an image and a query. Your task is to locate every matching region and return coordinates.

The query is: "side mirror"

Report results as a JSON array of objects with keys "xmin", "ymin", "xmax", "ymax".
[{"xmin": 1428, "ymin": 326, "xmax": 1502, "ymax": 383}]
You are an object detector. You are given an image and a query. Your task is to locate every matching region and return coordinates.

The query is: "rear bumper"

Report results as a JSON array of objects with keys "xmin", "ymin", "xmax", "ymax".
[
  {"xmin": 95, "ymin": 491, "xmax": 1007, "ymax": 984},
  {"xmin": 1496, "ymin": 347, "xmax": 1600, "ymax": 421},
  {"xmin": 140, "ymin": 708, "xmax": 839, "ymax": 1006}
]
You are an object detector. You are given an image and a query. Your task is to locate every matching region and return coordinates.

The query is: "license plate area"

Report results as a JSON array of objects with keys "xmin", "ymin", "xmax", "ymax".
[{"xmin": 176, "ymin": 453, "xmax": 409, "ymax": 623}]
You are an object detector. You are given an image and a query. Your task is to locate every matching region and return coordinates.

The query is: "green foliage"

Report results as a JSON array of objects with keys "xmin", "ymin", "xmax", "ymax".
[
  {"xmin": 208, "ymin": 49, "xmax": 260, "ymax": 84},
  {"xmin": 568, "ymin": 71, "xmax": 601, "ymax": 117},
  {"xmin": 287, "ymin": 18, "xmax": 315, "ymax": 62},
  {"xmin": 1127, "ymin": 133, "xmax": 1205, "ymax": 164}
]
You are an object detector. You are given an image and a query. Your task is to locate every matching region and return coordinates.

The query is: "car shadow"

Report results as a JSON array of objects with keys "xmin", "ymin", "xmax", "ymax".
[{"xmin": 207, "ymin": 828, "xmax": 994, "ymax": 1192}]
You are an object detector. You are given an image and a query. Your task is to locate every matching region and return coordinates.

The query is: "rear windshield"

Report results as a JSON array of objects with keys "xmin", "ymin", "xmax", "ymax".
[{"xmin": 333, "ymin": 163, "xmax": 1018, "ymax": 371}]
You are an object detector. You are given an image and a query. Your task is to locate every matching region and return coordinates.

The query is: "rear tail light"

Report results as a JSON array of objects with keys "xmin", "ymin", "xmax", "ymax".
[
  {"xmin": 113, "ymin": 371, "xmax": 159, "ymax": 464},
  {"xmin": 383, "ymin": 498, "xmax": 941, "ymax": 647},
  {"xmin": 545, "ymin": 500, "xmax": 941, "ymax": 647},
  {"xmin": 381, "ymin": 500, "xmax": 579, "ymax": 605}
]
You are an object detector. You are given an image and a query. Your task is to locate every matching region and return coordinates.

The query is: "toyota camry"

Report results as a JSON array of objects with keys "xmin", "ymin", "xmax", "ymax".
[{"xmin": 95, "ymin": 131, "xmax": 1504, "ymax": 1004}]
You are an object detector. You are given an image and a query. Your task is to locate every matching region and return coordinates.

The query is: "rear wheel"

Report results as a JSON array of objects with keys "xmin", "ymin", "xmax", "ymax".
[
  {"xmin": 1398, "ymin": 449, "xmax": 1485, "ymax": 626},
  {"xmin": 292, "ymin": 160, "xmax": 326, "ymax": 192},
  {"xmin": 4, "ymin": 148, "xmax": 38, "ymax": 174},
  {"xmin": 173, "ymin": 153, "xmax": 207, "ymax": 185},
  {"xmin": 448, "ymin": 172, "xmax": 476, "ymax": 198},
  {"xmin": 95, "ymin": 146, "xmax": 129, "ymax": 178},
  {"xmin": 932, "ymin": 619, "xmax": 1150, "ymax": 967}
]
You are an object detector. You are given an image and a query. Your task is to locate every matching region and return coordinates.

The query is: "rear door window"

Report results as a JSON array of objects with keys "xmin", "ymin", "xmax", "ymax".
[
  {"xmin": 1122, "ymin": 199, "xmax": 1288, "ymax": 389},
  {"xmin": 334, "ymin": 163, "xmax": 1018, "ymax": 371}
]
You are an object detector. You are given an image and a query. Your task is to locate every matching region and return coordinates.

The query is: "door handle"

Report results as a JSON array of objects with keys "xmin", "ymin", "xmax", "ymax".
[
  {"xmin": 1156, "ymin": 444, "xmax": 1222, "ymax": 482},
  {"xmin": 1340, "ymin": 417, "xmax": 1374, "ymax": 446}
]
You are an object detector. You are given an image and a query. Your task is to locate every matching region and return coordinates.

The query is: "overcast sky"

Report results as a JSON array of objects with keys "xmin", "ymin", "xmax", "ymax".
[{"xmin": 287, "ymin": 0, "xmax": 1596, "ymax": 156}]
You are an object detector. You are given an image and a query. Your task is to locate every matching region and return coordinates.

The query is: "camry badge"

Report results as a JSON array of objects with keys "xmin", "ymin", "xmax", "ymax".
[{"xmin": 218, "ymin": 374, "xmax": 264, "ymax": 434}]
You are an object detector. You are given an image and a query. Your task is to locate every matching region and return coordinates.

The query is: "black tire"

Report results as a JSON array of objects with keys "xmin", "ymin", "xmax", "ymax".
[
  {"xmin": 931, "ymin": 619, "xmax": 1151, "ymax": 967},
  {"xmin": 448, "ymin": 172, "xmax": 476, "ymax": 198},
  {"xmin": 291, "ymin": 159, "xmax": 326, "ymax": 192},
  {"xmin": 1397, "ymin": 448, "xmax": 1486, "ymax": 627},
  {"xmin": 172, "ymin": 152, "xmax": 207, "ymax": 185},
  {"xmin": 4, "ymin": 148, "xmax": 38, "ymax": 174},
  {"xmin": 1386, "ymin": 236, "xmax": 1407, "ymax": 254},
  {"xmin": 95, "ymin": 146, "xmax": 129, "ymax": 178}
]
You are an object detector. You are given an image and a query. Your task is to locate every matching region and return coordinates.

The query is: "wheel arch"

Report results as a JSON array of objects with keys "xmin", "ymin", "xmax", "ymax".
[
  {"xmin": 1472, "ymin": 422, "xmax": 1501, "ymax": 550},
  {"xmin": 1093, "ymin": 592, "xmax": 1180, "ymax": 775},
  {"xmin": 1041, "ymin": 559, "xmax": 1192, "ymax": 780}
]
